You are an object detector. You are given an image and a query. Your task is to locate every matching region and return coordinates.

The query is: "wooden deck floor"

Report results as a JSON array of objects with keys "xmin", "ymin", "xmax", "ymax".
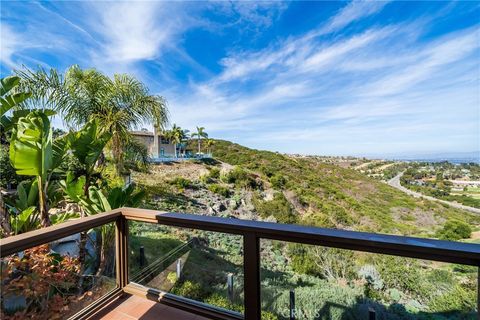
[{"xmin": 90, "ymin": 294, "xmax": 211, "ymax": 320}]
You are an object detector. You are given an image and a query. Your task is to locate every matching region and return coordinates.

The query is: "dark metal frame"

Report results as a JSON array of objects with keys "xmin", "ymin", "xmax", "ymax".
[{"xmin": 1, "ymin": 207, "xmax": 479, "ymax": 320}]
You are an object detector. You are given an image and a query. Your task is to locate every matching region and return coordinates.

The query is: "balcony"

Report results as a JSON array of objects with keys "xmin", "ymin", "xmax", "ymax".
[{"xmin": 1, "ymin": 208, "xmax": 479, "ymax": 320}]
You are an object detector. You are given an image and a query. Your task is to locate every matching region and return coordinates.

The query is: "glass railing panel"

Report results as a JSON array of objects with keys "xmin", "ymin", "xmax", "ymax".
[
  {"xmin": 128, "ymin": 221, "xmax": 244, "ymax": 314},
  {"xmin": 260, "ymin": 239, "xmax": 478, "ymax": 320},
  {"xmin": 0, "ymin": 223, "xmax": 117, "ymax": 319}
]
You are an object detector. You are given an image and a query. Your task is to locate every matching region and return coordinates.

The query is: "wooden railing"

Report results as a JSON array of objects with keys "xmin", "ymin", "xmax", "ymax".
[{"xmin": 1, "ymin": 207, "xmax": 479, "ymax": 320}]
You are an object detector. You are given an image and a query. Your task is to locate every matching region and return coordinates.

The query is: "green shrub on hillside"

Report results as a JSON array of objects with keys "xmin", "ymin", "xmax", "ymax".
[
  {"xmin": 208, "ymin": 184, "xmax": 231, "ymax": 197},
  {"xmin": 169, "ymin": 177, "xmax": 192, "ymax": 189},
  {"xmin": 208, "ymin": 167, "xmax": 221, "ymax": 179},
  {"xmin": 288, "ymin": 244, "xmax": 355, "ymax": 280},
  {"xmin": 225, "ymin": 166, "xmax": 261, "ymax": 189},
  {"xmin": 205, "ymin": 294, "xmax": 278, "ymax": 319},
  {"xmin": 270, "ymin": 173, "xmax": 287, "ymax": 190},
  {"xmin": 172, "ymin": 280, "xmax": 205, "ymax": 300},
  {"xmin": 436, "ymin": 220, "xmax": 472, "ymax": 240},
  {"xmin": 428, "ymin": 285, "xmax": 476, "ymax": 313},
  {"xmin": 253, "ymin": 192, "xmax": 296, "ymax": 224}
]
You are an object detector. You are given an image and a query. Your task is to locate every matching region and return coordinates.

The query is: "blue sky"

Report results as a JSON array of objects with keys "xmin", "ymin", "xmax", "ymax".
[{"xmin": 1, "ymin": 1, "xmax": 479, "ymax": 157}]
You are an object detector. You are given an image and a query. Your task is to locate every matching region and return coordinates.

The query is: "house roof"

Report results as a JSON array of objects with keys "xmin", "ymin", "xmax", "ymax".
[{"xmin": 131, "ymin": 130, "xmax": 154, "ymax": 136}]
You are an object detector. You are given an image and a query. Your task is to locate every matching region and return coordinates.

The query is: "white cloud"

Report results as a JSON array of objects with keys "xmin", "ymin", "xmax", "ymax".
[
  {"xmin": 214, "ymin": 1, "xmax": 392, "ymax": 83},
  {"xmin": 363, "ymin": 28, "xmax": 479, "ymax": 96},
  {"xmin": 322, "ymin": 0, "xmax": 391, "ymax": 34},
  {"xmin": 88, "ymin": 2, "xmax": 184, "ymax": 63},
  {"xmin": 169, "ymin": 19, "xmax": 479, "ymax": 156},
  {"xmin": 0, "ymin": 24, "xmax": 22, "ymax": 68}
]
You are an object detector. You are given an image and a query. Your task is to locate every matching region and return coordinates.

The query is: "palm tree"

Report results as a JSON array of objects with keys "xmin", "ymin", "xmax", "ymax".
[
  {"xmin": 170, "ymin": 124, "xmax": 183, "ymax": 158},
  {"xmin": 205, "ymin": 138, "xmax": 215, "ymax": 154},
  {"xmin": 17, "ymin": 65, "xmax": 169, "ymax": 175},
  {"xmin": 191, "ymin": 126, "xmax": 208, "ymax": 154}
]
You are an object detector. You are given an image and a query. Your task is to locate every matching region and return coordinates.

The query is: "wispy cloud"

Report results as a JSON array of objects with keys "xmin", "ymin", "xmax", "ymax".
[
  {"xmin": 322, "ymin": 0, "xmax": 391, "ymax": 33},
  {"xmin": 0, "ymin": 24, "xmax": 22, "ymax": 68},
  {"xmin": 170, "ymin": 5, "xmax": 479, "ymax": 156},
  {"xmin": 89, "ymin": 2, "xmax": 181, "ymax": 63},
  {"xmin": 1, "ymin": 1, "xmax": 478, "ymax": 156}
]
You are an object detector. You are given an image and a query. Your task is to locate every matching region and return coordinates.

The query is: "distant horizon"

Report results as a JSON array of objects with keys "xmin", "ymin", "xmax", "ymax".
[
  {"xmin": 2, "ymin": 1, "xmax": 479, "ymax": 156},
  {"xmin": 287, "ymin": 149, "xmax": 480, "ymax": 163}
]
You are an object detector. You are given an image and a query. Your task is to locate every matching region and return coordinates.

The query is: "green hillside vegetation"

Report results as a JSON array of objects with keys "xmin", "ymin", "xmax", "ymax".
[
  {"xmin": 209, "ymin": 140, "xmax": 480, "ymax": 236},
  {"xmin": 131, "ymin": 140, "xmax": 479, "ymax": 319}
]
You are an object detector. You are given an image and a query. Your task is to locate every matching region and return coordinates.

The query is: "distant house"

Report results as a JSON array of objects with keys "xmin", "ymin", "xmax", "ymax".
[
  {"xmin": 131, "ymin": 130, "xmax": 208, "ymax": 161},
  {"xmin": 131, "ymin": 130, "xmax": 177, "ymax": 158}
]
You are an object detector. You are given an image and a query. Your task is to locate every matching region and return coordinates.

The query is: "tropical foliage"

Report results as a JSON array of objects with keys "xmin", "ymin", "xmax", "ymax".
[
  {"xmin": 16, "ymin": 65, "xmax": 169, "ymax": 174},
  {"xmin": 191, "ymin": 126, "xmax": 208, "ymax": 153}
]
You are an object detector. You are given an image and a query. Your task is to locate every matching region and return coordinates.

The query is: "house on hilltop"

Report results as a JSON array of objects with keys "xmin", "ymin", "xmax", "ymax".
[{"xmin": 131, "ymin": 130, "xmax": 177, "ymax": 158}]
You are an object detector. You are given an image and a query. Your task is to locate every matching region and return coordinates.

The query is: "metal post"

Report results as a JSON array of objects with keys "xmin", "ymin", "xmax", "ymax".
[
  {"xmin": 227, "ymin": 273, "xmax": 234, "ymax": 302},
  {"xmin": 289, "ymin": 290, "xmax": 295, "ymax": 320},
  {"xmin": 139, "ymin": 246, "xmax": 145, "ymax": 267},
  {"xmin": 244, "ymin": 232, "xmax": 260, "ymax": 320},
  {"xmin": 176, "ymin": 258, "xmax": 182, "ymax": 279},
  {"xmin": 368, "ymin": 308, "xmax": 376, "ymax": 320},
  {"xmin": 115, "ymin": 217, "xmax": 129, "ymax": 288}
]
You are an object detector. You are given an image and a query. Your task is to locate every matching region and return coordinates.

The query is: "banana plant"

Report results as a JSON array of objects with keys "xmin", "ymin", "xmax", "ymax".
[
  {"xmin": 9, "ymin": 110, "xmax": 68, "ymax": 227},
  {"xmin": 1, "ymin": 76, "xmax": 31, "ymax": 116},
  {"xmin": 1, "ymin": 76, "xmax": 32, "ymax": 234},
  {"xmin": 68, "ymin": 119, "xmax": 112, "ymax": 197}
]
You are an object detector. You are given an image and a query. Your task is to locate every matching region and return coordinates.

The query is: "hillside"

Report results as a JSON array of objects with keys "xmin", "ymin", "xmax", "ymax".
[
  {"xmin": 135, "ymin": 140, "xmax": 479, "ymax": 238},
  {"xmin": 131, "ymin": 140, "xmax": 479, "ymax": 318}
]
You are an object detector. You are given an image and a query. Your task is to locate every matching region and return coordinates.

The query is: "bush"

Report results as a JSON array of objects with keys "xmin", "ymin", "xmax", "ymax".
[
  {"xmin": 270, "ymin": 173, "xmax": 286, "ymax": 190},
  {"xmin": 428, "ymin": 285, "xmax": 476, "ymax": 313},
  {"xmin": 208, "ymin": 167, "xmax": 220, "ymax": 179},
  {"xmin": 172, "ymin": 280, "xmax": 204, "ymax": 300},
  {"xmin": 208, "ymin": 184, "xmax": 231, "ymax": 197},
  {"xmin": 167, "ymin": 272, "xmax": 177, "ymax": 284},
  {"xmin": 436, "ymin": 219, "xmax": 472, "ymax": 240},
  {"xmin": 253, "ymin": 193, "xmax": 297, "ymax": 224},
  {"xmin": 0, "ymin": 145, "xmax": 21, "ymax": 189},
  {"xmin": 225, "ymin": 166, "xmax": 260, "ymax": 189},
  {"xmin": 205, "ymin": 293, "xmax": 278, "ymax": 319},
  {"xmin": 169, "ymin": 177, "xmax": 192, "ymax": 189}
]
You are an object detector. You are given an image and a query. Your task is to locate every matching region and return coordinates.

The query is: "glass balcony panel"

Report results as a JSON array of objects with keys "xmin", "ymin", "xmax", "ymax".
[
  {"xmin": 0, "ymin": 223, "xmax": 117, "ymax": 319},
  {"xmin": 260, "ymin": 239, "xmax": 478, "ymax": 320},
  {"xmin": 128, "ymin": 221, "xmax": 244, "ymax": 314}
]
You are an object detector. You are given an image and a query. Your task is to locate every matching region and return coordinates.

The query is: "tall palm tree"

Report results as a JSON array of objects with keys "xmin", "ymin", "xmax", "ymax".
[
  {"xmin": 17, "ymin": 65, "xmax": 169, "ymax": 174},
  {"xmin": 191, "ymin": 126, "xmax": 208, "ymax": 154}
]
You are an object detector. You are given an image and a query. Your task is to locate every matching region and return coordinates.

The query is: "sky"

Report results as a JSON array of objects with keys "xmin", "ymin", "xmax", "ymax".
[{"xmin": 1, "ymin": 1, "xmax": 479, "ymax": 158}]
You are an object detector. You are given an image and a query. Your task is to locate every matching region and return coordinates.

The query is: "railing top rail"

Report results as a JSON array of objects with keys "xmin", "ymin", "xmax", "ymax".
[
  {"xmin": 2, "ymin": 207, "xmax": 479, "ymax": 266},
  {"xmin": 0, "ymin": 210, "xmax": 121, "ymax": 257},
  {"xmin": 123, "ymin": 208, "xmax": 480, "ymax": 266}
]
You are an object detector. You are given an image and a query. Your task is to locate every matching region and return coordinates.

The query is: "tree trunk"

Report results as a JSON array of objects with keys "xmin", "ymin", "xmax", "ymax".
[
  {"xmin": 78, "ymin": 179, "xmax": 90, "ymax": 288},
  {"xmin": 153, "ymin": 125, "xmax": 159, "ymax": 158},
  {"xmin": 174, "ymin": 143, "xmax": 177, "ymax": 158},
  {"xmin": 112, "ymin": 134, "xmax": 124, "ymax": 175},
  {"xmin": 37, "ymin": 176, "xmax": 50, "ymax": 227},
  {"xmin": 198, "ymin": 138, "xmax": 201, "ymax": 153}
]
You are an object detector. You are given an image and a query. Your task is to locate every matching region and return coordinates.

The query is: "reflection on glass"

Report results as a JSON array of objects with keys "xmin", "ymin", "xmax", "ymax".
[
  {"xmin": 0, "ymin": 223, "xmax": 116, "ymax": 319},
  {"xmin": 128, "ymin": 221, "xmax": 244, "ymax": 313},
  {"xmin": 260, "ymin": 240, "xmax": 478, "ymax": 320}
]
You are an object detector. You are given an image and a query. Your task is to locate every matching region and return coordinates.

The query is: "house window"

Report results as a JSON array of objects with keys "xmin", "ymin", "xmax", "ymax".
[{"xmin": 160, "ymin": 148, "xmax": 165, "ymax": 156}]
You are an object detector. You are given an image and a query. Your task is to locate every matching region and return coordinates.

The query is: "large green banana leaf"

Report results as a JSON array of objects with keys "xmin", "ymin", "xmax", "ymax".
[
  {"xmin": 9, "ymin": 111, "xmax": 53, "ymax": 178},
  {"xmin": 0, "ymin": 76, "xmax": 20, "ymax": 96},
  {"xmin": 0, "ymin": 76, "xmax": 31, "ymax": 116},
  {"xmin": 70, "ymin": 119, "xmax": 111, "ymax": 169}
]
